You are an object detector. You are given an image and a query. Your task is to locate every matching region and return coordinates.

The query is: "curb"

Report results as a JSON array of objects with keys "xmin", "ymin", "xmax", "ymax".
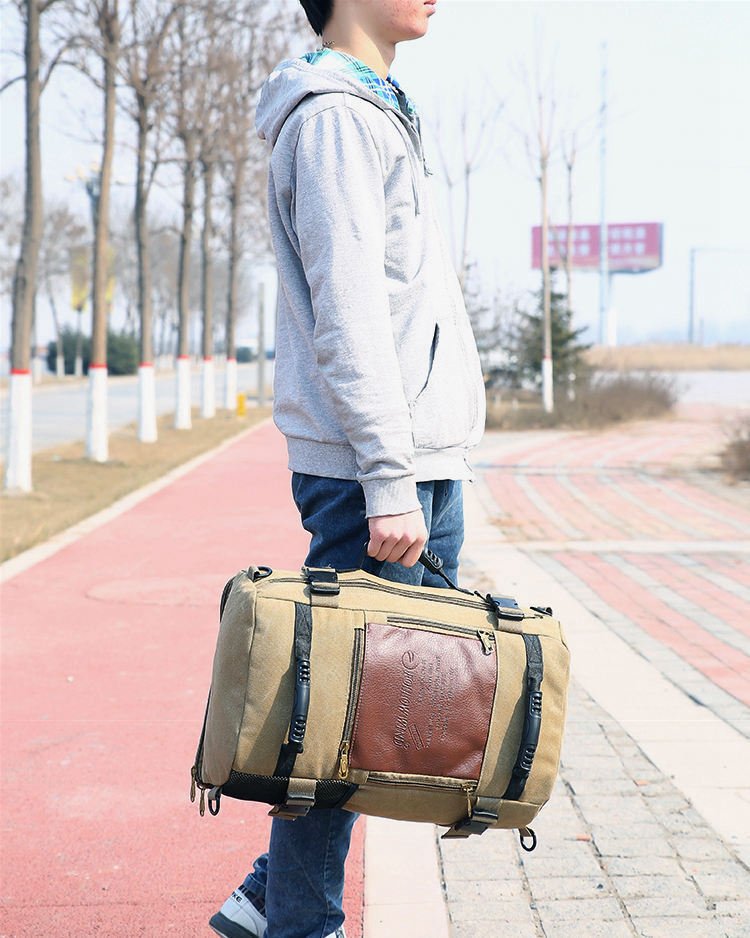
[{"xmin": 0, "ymin": 416, "xmax": 273, "ymax": 584}]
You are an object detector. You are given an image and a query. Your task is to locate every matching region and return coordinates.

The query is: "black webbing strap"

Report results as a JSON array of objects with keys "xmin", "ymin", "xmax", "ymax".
[
  {"xmin": 502, "ymin": 634, "xmax": 544, "ymax": 802},
  {"xmin": 273, "ymin": 602, "xmax": 313, "ymax": 778}
]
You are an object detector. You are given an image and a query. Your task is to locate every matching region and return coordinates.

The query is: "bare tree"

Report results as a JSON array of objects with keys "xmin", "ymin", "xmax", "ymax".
[
  {"xmin": 121, "ymin": 0, "xmax": 179, "ymax": 441},
  {"xmin": 216, "ymin": 2, "xmax": 299, "ymax": 409},
  {"xmin": 430, "ymin": 85, "xmax": 503, "ymax": 291},
  {"xmin": 505, "ymin": 35, "xmax": 559, "ymax": 414},
  {"xmin": 3, "ymin": 0, "xmax": 71, "ymax": 492},
  {"xmin": 560, "ymin": 129, "xmax": 577, "ymax": 315},
  {"xmin": 62, "ymin": 0, "xmax": 122, "ymax": 458}
]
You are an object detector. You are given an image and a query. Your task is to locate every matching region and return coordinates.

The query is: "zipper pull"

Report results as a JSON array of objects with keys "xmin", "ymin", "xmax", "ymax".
[
  {"xmin": 199, "ymin": 787, "xmax": 206, "ymax": 817},
  {"xmin": 462, "ymin": 782, "xmax": 475, "ymax": 818},
  {"xmin": 477, "ymin": 631, "xmax": 495, "ymax": 655},
  {"xmin": 190, "ymin": 765, "xmax": 197, "ymax": 803},
  {"xmin": 338, "ymin": 741, "xmax": 350, "ymax": 780}
]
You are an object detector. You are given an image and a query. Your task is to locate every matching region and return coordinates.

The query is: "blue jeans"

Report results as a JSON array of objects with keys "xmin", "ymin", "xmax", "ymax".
[{"xmin": 242, "ymin": 472, "xmax": 464, "ymax": 938}]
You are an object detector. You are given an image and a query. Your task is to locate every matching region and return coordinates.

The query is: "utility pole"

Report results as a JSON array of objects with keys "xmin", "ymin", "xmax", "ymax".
[{"xmin": 598, "ymin": 42, "xmax": 609, "ymax": 346}]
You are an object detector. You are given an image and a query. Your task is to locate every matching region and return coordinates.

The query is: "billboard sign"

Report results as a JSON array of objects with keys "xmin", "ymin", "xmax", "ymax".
[{"xmin": 531, "ymin": 223, "xmax": 663, "ymax": 273}]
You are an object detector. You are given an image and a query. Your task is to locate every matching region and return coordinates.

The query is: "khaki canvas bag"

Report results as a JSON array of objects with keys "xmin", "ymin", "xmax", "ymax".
[{"xmin": 190, "ymin": 549, "xmax": 570, "ymax": 848}]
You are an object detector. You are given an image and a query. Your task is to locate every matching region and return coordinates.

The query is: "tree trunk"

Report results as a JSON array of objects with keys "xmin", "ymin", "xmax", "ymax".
[
  {"xmin": 540, "ymin": 156, "xmax": 553, "ymax": 414},
  {"xmin": 224, "ymin": 161, "xmax": 243, "ymax": 410},
  {"xmin": 86, "ymin": 0, "xmax": 119, "ymax": 462},
  {"xmin": 200, "ymin": 158, "xmax": 215, "ymax": 419},
  {"xmin": 564, "ymin": 158, "xmax": 574, "ymax": 315},
  {"xmin": 175, "ymin": 135, "xmax": 195, "ymax": 429},
  {"xmin": 257, "ymin": 279, "xmax": 266, "ymax": 408},
  {"xmin": 5, "ymin": 0, "xmax": 42, "ymax": 492},
  {"xmin": 135, "ymin": 94, "xmax": 157, "ymax": 442}
]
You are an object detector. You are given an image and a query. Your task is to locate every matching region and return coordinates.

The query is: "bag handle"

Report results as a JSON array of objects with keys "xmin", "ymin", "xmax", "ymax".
[{"xmin": 351, "ymin": 541, "xmax": 525, "ymax": 623}]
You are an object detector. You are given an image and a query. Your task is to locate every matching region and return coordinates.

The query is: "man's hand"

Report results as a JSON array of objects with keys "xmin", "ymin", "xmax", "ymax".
[{"xmin": 367, "ymin": 508, "xmax": 428, "ymax": 568}]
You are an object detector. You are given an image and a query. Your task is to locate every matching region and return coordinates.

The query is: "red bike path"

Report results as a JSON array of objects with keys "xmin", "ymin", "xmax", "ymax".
[{"xmin": 0, "ymin": 418, "xmax": 365, "ymax": 937}]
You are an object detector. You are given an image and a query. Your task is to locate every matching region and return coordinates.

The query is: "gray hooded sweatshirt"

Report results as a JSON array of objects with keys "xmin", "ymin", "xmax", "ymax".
[{"xmin": 255, "ymin": 57, "xmax": 486, "ymax": 518}]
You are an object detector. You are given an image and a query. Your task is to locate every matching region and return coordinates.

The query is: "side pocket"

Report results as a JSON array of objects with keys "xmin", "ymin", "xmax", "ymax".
[{"xmin": 410, "ymin": 321, "xmax": 440, "ymax": 406}]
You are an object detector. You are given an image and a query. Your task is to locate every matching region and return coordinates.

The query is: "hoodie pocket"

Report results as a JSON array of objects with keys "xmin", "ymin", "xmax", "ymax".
[
  {"xmin": 409, "ymin": 321, "xmax": 439, "ymax": 406},
  {"xmin": 409, "ymin": 317, "xmax": 476, "ymax": 450}
]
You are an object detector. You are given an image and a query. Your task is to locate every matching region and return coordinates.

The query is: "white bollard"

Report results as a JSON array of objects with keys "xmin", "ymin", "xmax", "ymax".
[
  {"xmin": 175, "ymin": 355, "xmax": 192, "ymax": 429},
  {"xmin": 86, "ymin": 363, "xmax": 108, "ymax": 462},
  {"xmin": 4, "ymin": 369, "xmax": 32, "ymax": 492},
  {"xmin": 224, "ymin": 357, "xmax": 238, "ymax": 411},
  {"xmin": 137, "ymin": 362, "xmax": 158, "ymax": 442},
  {"xmin": 542, "ymin": 356, "xmax": 554, "ymax": 414},
  {"xmin": 201, "ymin": 357, "xmax": 215, "ymax": 419}
]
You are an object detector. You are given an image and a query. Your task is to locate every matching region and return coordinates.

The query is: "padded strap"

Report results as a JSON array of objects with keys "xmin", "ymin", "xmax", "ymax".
[
  {"xmin": 502, "ymin": 634, "xmax": 544, "ymax": 802},
  {"xmin": 273, "ymin": 602, "xmax": 313, "ymax": 778}
]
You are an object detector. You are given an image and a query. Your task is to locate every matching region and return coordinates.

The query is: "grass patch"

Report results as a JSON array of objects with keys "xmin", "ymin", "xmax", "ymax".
[
  {"xmin": 487, "ymin": 372, "xmax": 677, "ymax": 431},
  {"xmin": 585, "ymin": 343, "xmax": 750, "ymax": 372},
  {"xmin": 0, "ymin": 406, "xmax": 271, "ymax": 562},
  {"xmin": 720, "ymin": 417, "xmax": 750, "ymax": 482}
]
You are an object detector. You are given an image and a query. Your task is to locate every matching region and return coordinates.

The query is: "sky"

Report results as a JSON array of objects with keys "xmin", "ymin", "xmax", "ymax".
[{"xmin": 1, "ymin": 0, "xmax": 749, "ymax": 350}]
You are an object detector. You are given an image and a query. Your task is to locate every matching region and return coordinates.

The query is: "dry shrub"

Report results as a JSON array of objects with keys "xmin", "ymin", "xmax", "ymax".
[
  {"xmin": 486, "ymin": 372, "xmax": 677, "ymax": 431},
  {"xmin": 721, "ymin": 417, "xmax": 750, "ymax": 481}
]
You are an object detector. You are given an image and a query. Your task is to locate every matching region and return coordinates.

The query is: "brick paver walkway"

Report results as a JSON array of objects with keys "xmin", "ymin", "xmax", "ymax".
[
  {"xmin": 440, "ymin": 404, "xmax": 750, "ymax": 938},
  {"xmin": 478, "ymin": 407, "xmax": 750, "ymax": 728},
  {"xmin": 440, "ymin": 680, "xmax": 750, "ymax": 938}
]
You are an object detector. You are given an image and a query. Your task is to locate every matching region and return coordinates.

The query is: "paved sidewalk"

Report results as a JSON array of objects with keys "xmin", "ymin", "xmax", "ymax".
[
  {"xmin": 3, "ymin": 404, "xmax": 749, "ymax": 937},
  {"xmin": 441, "ymin": 663, "xmax": 750, "ymax": 938},
  {"xmin": 0, "ymin": 420, "xmax": 364, "ymax": 937},
  {"xmin": 440, "ymin": 407, "xmax": 750, "ymax": 938}
]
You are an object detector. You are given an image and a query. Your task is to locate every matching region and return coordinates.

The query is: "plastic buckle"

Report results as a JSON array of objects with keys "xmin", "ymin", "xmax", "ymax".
[
  {"xmin": 441, "ymin": 804, "xmax": 498, "ymax": 839},
  {"xmin": 488, "ymin": 594, "xmax": 525, "ymax": 622},
  {"xmin": 301, "ymin": 566, "xmax": 340, "ymax": 595},
  {"xmin": 268, "ymin": 789, "xmax": 316, "ymax": 820}
]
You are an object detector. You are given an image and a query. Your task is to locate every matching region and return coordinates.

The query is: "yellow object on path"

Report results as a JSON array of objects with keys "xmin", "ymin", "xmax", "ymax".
[{"xmin": 236, "ymin": 393, "xmax": 247, "ymax": 417}]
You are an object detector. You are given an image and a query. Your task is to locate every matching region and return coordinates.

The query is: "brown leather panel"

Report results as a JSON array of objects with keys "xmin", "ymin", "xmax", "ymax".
[{"xmin": 349, "ymin": 621, "xmax": 497, "ymax": 779}]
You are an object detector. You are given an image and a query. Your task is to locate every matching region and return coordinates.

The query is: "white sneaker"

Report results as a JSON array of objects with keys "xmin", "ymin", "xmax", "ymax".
[
  {"xmin": 209, "ymin": 884, "xmax": 346, "ymax": 938},
  {"xmin": 209, "ymin": 884, "xmax": 267, "ymax": 938}
]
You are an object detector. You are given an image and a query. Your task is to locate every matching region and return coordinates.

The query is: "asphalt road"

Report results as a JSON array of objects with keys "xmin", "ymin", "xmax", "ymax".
[
  {"xmin": 1, "ymin": 361, "xmax": 272, "ymax": 453},
  {"xmin": 1, "ymin": 366, "xmax": 748, "ymax": 456}
]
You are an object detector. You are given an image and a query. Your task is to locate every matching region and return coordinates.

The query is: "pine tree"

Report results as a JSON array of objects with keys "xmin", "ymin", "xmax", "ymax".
[{"xmin": 514, "ymin": 277, "xmax": 591, "ymax": 388}]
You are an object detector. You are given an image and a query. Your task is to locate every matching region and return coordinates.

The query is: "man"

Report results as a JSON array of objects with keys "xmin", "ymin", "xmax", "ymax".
[{"xmin": 210, "ymin": 1, "xmax": 485, "ymax": 936}]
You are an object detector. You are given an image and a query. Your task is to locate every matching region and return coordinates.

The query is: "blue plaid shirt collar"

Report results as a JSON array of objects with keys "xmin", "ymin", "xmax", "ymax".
[{"xmin": 300, "ymin": 48, "xmax": 418, "ymax": 123}]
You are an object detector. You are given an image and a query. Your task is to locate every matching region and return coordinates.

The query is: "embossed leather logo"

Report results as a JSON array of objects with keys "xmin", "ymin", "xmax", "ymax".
[{"xmin": 349, "ymin": 621, "xmax": 497, "ymax": 779}]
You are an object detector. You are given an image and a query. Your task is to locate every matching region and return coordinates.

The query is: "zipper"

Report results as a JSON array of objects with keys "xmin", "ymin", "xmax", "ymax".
[
  {"xmin": 266, "ymin": 575, "xmax": 495, "ymax": 612},
  {"xmin": 367, "ymin": 773, "xmax": 478, "ymax": 810},
  {"xmin": 338, "ymin": 628, "xmax": 366, "ymax": 779},
  {"xmin": 386, "ymin": 614, "xmax": 496, "ymax": 655}
]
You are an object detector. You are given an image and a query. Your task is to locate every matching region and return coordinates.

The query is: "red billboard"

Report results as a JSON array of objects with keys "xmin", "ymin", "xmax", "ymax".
[{"xmin": 531, "ymin": 223, "xmax": 663, "ymax": 273}]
